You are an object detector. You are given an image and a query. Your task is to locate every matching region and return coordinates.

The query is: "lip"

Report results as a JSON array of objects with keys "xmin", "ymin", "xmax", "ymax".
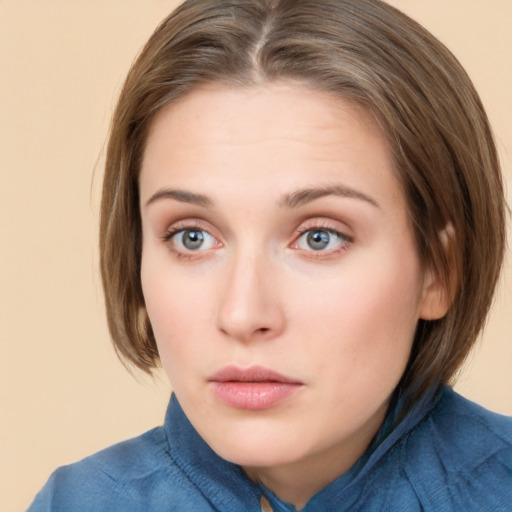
[{"xmin": 208, "ymin": 365, "xmax": 304, "ymax": 410}]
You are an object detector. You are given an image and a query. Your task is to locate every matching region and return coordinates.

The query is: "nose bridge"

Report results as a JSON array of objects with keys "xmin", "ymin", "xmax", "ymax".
[{"xmin": 217, "ymin": 244, "xmax": 284, "ymax": 341}]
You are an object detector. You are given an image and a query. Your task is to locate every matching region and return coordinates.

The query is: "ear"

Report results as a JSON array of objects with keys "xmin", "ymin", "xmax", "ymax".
[{"xmin": 419, "ymin": 223, "xmax": 458, "ymax": 321}]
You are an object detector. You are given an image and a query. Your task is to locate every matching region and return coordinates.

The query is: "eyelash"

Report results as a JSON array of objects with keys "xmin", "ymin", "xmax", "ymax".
[{"xmin": 161, "ymin": 221, "xmax": 353, "ymax": 260}]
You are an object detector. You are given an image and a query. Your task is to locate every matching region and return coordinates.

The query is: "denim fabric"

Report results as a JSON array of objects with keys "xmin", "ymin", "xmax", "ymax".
[{"xmin": 29, "ymin": 387, "xmax": 512, "ymax": 511}]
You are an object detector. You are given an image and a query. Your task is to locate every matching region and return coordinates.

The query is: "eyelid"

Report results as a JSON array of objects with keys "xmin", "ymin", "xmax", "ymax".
[
  {"xmin": 161, "ymin": 218, "xmax": 217, "ymax": 240},
  {"xmin": 293, "ymin": 218, "xmax": 353, "ymax": 240}
]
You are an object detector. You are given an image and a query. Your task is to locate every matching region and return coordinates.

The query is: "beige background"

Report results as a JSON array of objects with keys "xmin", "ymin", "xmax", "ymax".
[{"xmin": 0, "ymin": 1, "xmax": 510, "ymax": 510}]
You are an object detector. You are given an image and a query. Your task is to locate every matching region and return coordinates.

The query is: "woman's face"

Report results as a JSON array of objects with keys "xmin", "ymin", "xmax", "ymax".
[{"xmin": 139, "ymin": 83, "xmax": 437, "ymax": 477}]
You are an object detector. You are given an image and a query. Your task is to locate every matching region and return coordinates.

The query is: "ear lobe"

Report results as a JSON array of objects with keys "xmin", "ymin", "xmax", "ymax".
[{"xmin": 419, "ymin": 224, "xmax": 458, "ymax": 321}]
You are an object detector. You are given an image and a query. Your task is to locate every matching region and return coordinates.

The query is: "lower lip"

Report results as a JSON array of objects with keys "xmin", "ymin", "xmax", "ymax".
[{"xmin": 210, "ymin": 382, "xmax": 302, "ymax": 410}]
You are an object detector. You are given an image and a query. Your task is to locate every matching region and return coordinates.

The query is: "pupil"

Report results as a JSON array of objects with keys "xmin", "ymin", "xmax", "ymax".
[
  {"xmin": 307, "ymin": 230, "xmax": 330, "ymax": 250},
  {"xmin": 183, "ymin": 230, "xmax": 204, "ymax": 250}
]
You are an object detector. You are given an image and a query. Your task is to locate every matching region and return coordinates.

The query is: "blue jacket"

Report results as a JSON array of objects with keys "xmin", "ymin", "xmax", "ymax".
[{"xmin": 29, "ymin": 387, "xmax": 512, "ymax": 511}]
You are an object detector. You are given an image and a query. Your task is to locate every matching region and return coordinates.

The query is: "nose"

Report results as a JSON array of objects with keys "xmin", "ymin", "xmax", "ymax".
[{"xmin": 216, "ymin": 252, "xmax": 285, "ymax": 343}]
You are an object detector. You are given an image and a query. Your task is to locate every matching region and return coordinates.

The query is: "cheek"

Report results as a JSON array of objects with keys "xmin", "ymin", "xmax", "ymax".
[
  {"xmin": 141, "ymin": 259, "xmax": 213, "ymax": 374},
  {"xmin": 291, "ymin": 251, "xmax": 423, "ymax": 382}
]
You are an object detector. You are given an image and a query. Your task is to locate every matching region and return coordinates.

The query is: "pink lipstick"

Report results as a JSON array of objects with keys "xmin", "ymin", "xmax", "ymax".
[{"xmin": 208, "ymin": 366, "xmax": 303, "ymax": 410}]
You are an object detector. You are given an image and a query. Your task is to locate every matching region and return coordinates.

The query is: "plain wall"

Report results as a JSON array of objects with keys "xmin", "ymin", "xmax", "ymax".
[{"xmin": 0, "ymin": 1, "xmax": 510, "ymax": 510}]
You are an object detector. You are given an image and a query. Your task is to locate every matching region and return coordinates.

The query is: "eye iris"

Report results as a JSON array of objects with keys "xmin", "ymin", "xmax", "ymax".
[
  {"xmin": 307, "ymin": 230, "xmax": 330, "ymax": 250},
  {"xmin": 182, "ymin": 230, "xmax": 204, "ymax": 250}
]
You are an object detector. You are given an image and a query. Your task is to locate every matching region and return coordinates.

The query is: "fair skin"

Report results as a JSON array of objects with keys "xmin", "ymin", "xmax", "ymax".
[{"xmin": 139, "ymin": 82, "xmax": 447, "ymax": 509}]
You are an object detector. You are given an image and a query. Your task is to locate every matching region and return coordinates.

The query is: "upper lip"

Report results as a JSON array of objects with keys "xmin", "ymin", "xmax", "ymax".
[{"xmin": 208, "ymin": 365, "xmax": 303, "ymax": 384}]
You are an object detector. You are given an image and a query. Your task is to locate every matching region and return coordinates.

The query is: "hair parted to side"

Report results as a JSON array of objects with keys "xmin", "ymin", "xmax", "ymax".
[{"xmin": 100, "ymin": 0, "xmax": 506, "ymax": 399}]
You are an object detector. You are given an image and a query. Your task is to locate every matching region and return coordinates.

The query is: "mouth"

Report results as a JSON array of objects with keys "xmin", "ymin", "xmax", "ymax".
[{"xmin": 208, "ymin": 365, "xmax": 304, "ymax": 410}]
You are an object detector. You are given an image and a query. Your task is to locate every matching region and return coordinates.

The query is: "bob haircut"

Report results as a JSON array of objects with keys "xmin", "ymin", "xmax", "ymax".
[{"xmin": 100, "ymin": 0, "xmax": 506, "ymax": 400}]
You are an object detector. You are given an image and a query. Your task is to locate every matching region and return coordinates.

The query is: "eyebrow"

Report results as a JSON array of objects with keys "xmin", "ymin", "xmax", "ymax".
[
  {"xmin": 280, "ymin": 185, "xmax": 380, "ymax": 209},
  {"xmin": 145, "ymin": 188, "xmax": 213, "ymax": 208},
  {"xmin": 144, "ymin": 184, "xmax": 380, "ymax": 210}
]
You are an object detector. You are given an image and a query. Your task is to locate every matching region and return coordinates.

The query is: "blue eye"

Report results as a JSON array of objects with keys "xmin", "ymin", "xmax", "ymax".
[
  {"xmin": 171, "ymin": 229, "xmax": 217, "ymax": 251},
  {"xmin": 297, "ymin": 229, "xmax": 346, "ymax": 252}
]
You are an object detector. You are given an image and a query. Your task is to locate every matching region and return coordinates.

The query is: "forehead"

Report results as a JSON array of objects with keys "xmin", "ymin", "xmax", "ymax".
[
  {"xmin": 145, "ymin": 82, "xmax": 388, "ymax": 155},
  {"xmin": 139, "ymin": 82, "xmax": 404, "ymax": 211}
]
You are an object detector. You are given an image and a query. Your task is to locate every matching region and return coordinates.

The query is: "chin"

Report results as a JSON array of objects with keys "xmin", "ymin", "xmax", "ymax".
[{"xmin": 202, "ymin": 419, "xmax": 310, "ymax": 468}]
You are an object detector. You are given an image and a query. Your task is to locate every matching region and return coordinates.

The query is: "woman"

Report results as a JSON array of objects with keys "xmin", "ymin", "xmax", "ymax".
[{"xmin": 30, "ymin": 0, "xmax": 511, "ymax": 510}]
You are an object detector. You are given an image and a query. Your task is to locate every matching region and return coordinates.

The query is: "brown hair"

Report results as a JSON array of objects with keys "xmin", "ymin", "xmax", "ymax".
[{"xmin": 100, "ymin": 0, "xmax": 507, "ymax": 399}]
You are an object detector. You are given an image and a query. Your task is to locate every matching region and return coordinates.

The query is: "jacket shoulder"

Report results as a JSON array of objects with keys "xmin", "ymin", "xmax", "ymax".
[
  {"xmin": 28, "ymin": 426, "xmax": 202, "ymax": 511},
  {"xmin": 402, "ymin": 388, "xmax": 512, "ymax": 511}
]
